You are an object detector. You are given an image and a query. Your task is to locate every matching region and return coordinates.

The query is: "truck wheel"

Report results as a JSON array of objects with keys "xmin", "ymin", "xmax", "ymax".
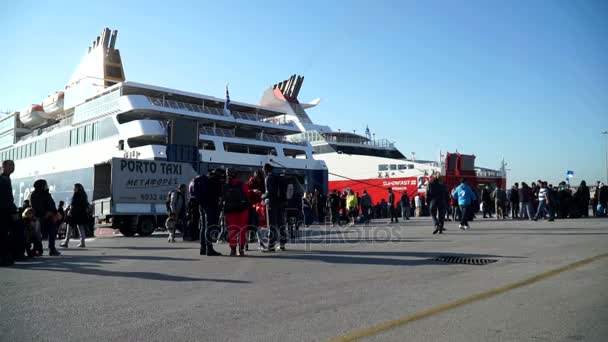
[
  {"xmin": 137, "ymin": 217, "xmax": 156, "ymax": 236},
  {"xmin": 118, "ymin": 217, "xmax": 137, "ymax": 237}
]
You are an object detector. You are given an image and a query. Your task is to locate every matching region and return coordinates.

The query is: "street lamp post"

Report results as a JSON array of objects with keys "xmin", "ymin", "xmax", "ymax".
[{"xmin": 603, "ymin": 131, "xmax": 608, "ymax": 183}]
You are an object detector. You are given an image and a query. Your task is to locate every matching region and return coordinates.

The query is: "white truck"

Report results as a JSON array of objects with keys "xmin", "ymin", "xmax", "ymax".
[{"xmin": 92, "ymin": 158, "xmax": 197, "ymax": 236}]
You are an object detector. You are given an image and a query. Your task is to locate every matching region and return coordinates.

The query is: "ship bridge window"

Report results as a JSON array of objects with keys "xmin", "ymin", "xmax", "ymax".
[
  {"xmin": 408, "ymin": 164, "xmax": 414, "ymax": 169},
  {"xmin": 199, "ymin": 140, "xmax": 216, "ymax": 151},
  {"xmin": 127, "ymin": 136, "xmax": 165, "ymax": 148},
  {"xmin": 398, "ymin": 164, "xmax": 407, "ymax": 170},
  {"xmin": 283, "ymin": 148, "xmax": 308, "ymax": 159},
  {"xmin": 223, "ymin": 143, "xmax": 277, "ymax": 156},
  {"xmin": 378, "ymin": 164, "xmax": 388, "ymax": 171},
  {"xmin": 389, "ymin": 164, "xmax": 397, "ymax": 171}
]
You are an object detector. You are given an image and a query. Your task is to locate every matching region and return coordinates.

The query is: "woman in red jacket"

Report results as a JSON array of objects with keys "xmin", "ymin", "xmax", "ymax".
[{"xmin": 223, "ymin": 168, "xmax": 250, "ymax": 256}]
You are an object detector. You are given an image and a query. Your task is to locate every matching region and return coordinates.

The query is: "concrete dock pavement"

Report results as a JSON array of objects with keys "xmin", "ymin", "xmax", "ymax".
[{"xmin": 1, "ymin": 217, "xmax": 606, "ymax": 342}]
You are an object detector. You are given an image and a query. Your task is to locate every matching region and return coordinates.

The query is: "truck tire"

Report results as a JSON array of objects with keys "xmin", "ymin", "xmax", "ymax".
[
  {"xmin": 118, "ymin": 217, "xmax": 137, "ymax": 237},
  {"xmin": 137, "ymin": 216, "xmax": 156, "ymax": 236}
]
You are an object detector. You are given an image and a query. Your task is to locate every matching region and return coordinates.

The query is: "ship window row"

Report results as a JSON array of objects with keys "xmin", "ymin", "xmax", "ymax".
[
  {"xmin": 198, "ymin": 140, "xmax": 308, "ymax": 159},
  {"xmin": 0, "ymin": 117, "xmax": 118, "ymax": 162},
  {"xmin": 378, "ymin": 164, "xmax": 414, "ymax": 171}
]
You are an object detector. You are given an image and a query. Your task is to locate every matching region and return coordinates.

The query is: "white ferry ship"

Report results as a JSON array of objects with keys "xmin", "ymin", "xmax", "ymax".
[
  {"xmin": 258, "ymin": 75, "xmax": 506, "ymax": 202},
  {"xmin": 0, "ymin": 29, "xmax": 327, "ymax": 208}
]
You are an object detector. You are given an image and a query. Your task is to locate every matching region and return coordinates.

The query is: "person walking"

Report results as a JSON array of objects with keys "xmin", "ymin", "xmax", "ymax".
[
  {"xmin": 449, "ymin": 187, "xmax": 460, "ymax": 222},
  {"xmin": 30, "ymin": 179, "xmax": 60, "ymax": 256},
  {"xmin": 426, "ymin": 178, "xmax": 447, "ymax": 234},
  {"xmin": 223, "ymin": 168, "xmax": 250, "ymax": 256},
  {"xmin": 387, "ymin": 188, "xmax": 399, "ymax": 223},
  {"xmin": 1, "ymin": 160, "xmax": 18, "ymax": 266},
  {"xmin": 452, "ymin": 179, "xmax": 477, "ymax": 230},
  {"xmin": 60, "ymin": 183, "xmax": 90, "ymax": 248},
  {"xmin": 534, "ymin": 182, "xmax": 554, "ymax": 222},
  {"xmin": 400, "ymin": 191, "xmax": 410, "ymax": 221}
]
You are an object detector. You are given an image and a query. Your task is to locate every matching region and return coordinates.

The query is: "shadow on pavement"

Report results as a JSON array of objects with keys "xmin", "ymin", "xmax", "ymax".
[
  {"xmin": 12, "ymin": 255, "xmax": 251, "ymax": 284},
  {"xmin": 245, "ymin": 250, "xmax": 524, "ymax": 267}
]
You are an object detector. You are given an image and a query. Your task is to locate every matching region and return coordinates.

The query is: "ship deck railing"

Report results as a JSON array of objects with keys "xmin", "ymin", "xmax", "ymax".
[
  {"xmin": 147, "ymin": 97, "xmax": 294, "ymax": 127},
  {"xmin": 200, "ymin": 126, "xmax": 307, "ymax": 146},
  {"xmin": 287, "ymin": 130, "xmax": 396, "ymax": 149}
]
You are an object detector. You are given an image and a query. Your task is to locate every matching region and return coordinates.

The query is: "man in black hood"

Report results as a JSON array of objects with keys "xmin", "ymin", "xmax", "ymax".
[
  {"xmin": 1, "ymin": 160, "xmax": 18, "ymax": 266},
  {"xmin": 426, "ymin": 178, "xmax": 447, "ymax": 234}
]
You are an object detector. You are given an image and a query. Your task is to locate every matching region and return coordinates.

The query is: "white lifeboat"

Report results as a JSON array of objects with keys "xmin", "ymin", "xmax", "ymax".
[
  {"xmin": 41, "ymin": 91, "xmax": 65, "ymax": 118},
  {"xmin": 19, "ymin": 104, "xmax": 48, "ymax": 128}
]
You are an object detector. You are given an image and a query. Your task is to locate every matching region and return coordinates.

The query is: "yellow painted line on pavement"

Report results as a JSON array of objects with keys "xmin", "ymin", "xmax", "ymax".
[{"xmin": 329, "ymin": 252, "xmax": 608, "ymax": 342}]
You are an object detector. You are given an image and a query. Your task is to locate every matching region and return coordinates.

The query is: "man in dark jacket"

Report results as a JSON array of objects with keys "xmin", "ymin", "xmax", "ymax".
[
  {"xmin": 327, "ymin": 190, "xmax": 341, "ymax": 226},
  {"xmin": 30, "ymin": 179, "xmax": 60, "ymax": 256},
  {"xmin": 510, "ymin": 183, "xmax": 520, "ymax": 219},
  {"xmin": 262, "ymin": 163, "xmax": 286, "ymax": 252},
  {"xmin": 198, "ymin": 170, "xmax": 222, "ymax": 256},
  {"xmin": 360, "ymin": 190, "xmax": 373, "ymax": 224},
  {"xmin": 598, "ymin": 183, "xmax": 608, "ymax": 216},
  {"xmin": 491, "ymin": 185, "xmax": 508, "ymax": 220},
  {"xmin": 387, "ymin": 188, "xmax": 399, "ymax": 223},
  {"xmin": 426, "ymin": 178, "xmax": 447, "ymax": 234},
  {"xmin": 519, "ymin": 182, "xmax": 533, "ymax": 220},
  {"xmin": 574, "ymin": 180, "xmax": 591, "ymax": 217},
  {"xmin": 481, "ymin": 187, "xmax": 492, "ymax": 218},
  {"xmin": 1, "ymin": 160, "xmax": 18, "ymax": 266},
  {"xmin": 399, "ymin": 192, "xmax": 410, "ymax": 221}
]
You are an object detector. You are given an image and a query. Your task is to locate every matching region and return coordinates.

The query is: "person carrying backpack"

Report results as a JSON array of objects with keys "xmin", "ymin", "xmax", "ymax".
[
  {"xmin": 167, "ymin": 184, "xmax": 187, "ymax": 242},
  {"xmin": 223, "ymin": 168, "xmax": 250, "ymax": 256}
]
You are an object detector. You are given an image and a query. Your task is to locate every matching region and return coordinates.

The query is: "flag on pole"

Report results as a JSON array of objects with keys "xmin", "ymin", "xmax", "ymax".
[{"xmin": 224, "ymin": 83, "xmax": 231, "ymax": 116}]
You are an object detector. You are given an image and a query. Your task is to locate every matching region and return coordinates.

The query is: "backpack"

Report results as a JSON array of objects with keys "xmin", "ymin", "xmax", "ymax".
[
  {"xmin": 189, "ymin": 175, "xmax": 207, "ymax": 200},
  {"xmin": 223, "ymin": 181, "xmax": 248, "ymax": 213}
]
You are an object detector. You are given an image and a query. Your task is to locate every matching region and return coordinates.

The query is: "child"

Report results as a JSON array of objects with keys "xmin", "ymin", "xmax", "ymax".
[
  {"xmin": 165, "ymin": 213, "xmax": 177, "ymax": 243},
  {"xmin": 22, "ymin": 208, "xmax": 43, "ymax": 257}
]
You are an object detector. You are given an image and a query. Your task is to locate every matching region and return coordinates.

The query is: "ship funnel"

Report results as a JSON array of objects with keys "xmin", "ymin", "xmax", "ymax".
[{"xmin": 64, "ymin": 27, "xmax": 126, "ymax": 110}]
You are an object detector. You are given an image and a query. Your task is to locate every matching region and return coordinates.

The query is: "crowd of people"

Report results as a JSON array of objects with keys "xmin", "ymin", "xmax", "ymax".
[
  {"xmin": 0, "ymin": 160, "xmax": 93, "ymax": 267},
  {"xmin": 173, "ymin": 163, "xmax": 299, "ymax": 257},
  {"xmin": 3, "ymin": 154, "xmax": 608, "ymax": 266}
]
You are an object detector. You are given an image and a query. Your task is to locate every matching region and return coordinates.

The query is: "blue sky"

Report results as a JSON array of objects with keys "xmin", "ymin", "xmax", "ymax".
[{"xmin": 1, "ymin": 0, "xmax": 607, "ymax": 184}]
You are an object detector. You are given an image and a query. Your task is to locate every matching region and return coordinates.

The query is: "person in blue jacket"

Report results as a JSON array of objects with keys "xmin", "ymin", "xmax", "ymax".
[{"xmin": 451, "ymin": 179, "xmax": 477, "ymax": 230}]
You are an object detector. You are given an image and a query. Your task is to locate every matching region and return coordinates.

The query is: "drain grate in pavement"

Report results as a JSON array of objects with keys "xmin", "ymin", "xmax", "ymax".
[{"xmin": 433, "ymin": 256, "xmax": 498, "ymax": 265}]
